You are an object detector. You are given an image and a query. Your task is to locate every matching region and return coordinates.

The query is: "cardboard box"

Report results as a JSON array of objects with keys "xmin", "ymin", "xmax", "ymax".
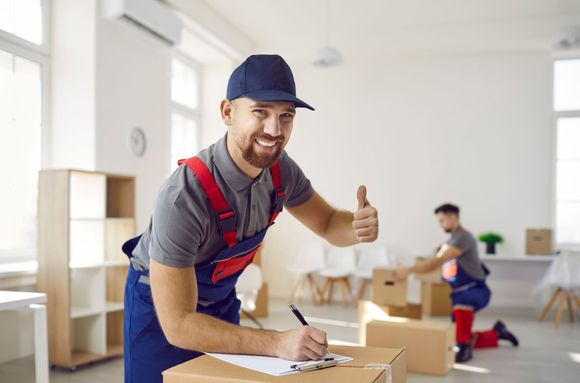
[
  {"xmin": 358, "ymin": 300, "xmax": 422, "ymax": 321},
  {"xmin": 241, "ymin": 283, "xmax": 269, "ymax": 318},
  {"xmin": 163, "ymin": 345, "xmax": 406, "ymax": 383},
  {"xmin": 359, "ymin": 301, "xmax": 453, "ymax": 376},
  {"xmin": 414, "ymin": 256, "xmax": 443, "ymax": 283},
  {"xmin": 385, "ymin": 303, "xmax": 422, "ymax": 320},
  {"xmin": 421, "ymin": 282, "xmax": 452, "ymax": 317},
  {"xmin": 365, "ymin": 319, "xmax": 454, "ymax": 376},
  {"xmin": 526, "ymin": 229, "xmax": 553, "ymax": 255},
  {"xmin": 372, "ymin": 267, "xmax": 407, "ymax": 307}
]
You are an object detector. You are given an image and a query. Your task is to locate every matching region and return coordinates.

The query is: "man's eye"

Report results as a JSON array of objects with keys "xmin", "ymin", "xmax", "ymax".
[
  {"xmin": 281, "ymin": 113, "xmax": 294, "ymax": 119},
  {"xmin": 253, "ymin": 109, "xmax": 267, "ymax": 115}
]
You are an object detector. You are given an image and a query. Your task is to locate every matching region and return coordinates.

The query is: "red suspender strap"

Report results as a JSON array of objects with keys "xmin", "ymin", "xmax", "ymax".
[
  {"xmin": 180, "ymin": 157, "xmax": 237, "ymax": 248},
  {"xmin": 269, "ymin": 162, "xmax": 285, "ymax": 224}
]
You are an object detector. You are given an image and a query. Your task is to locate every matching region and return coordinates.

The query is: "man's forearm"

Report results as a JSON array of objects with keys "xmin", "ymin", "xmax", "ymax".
[
  {"xmin": 323, "ymin": 209, "xmax": 357, "ymax": 246},
  {"xmin": 171, "ymin": 311, "xmax": 281, "ymax": 355},
  {"xmin": 410, "ymin": 257, "xmax": 444, "ymax": 274}
]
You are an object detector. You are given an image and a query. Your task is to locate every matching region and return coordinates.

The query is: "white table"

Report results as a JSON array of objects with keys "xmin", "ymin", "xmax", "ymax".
[
  {"xmin": 480, "ymin": 254, "xmax": 556, "ymax": 308},
  {"xmin": 0, "ymin": 291, "xmax": 48, "ymax": 383}
]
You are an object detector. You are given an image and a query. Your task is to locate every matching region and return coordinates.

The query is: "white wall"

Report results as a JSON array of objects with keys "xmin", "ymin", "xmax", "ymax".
[
  {"xmin": 95, "ymin": 12, "xmax": 172, "ymax": 232},
  {"xmin": 50, "ymin": 0, "xmax": 97, "ymax": 170},
  {"xmin": 260, "ymin": 52, "xmax": 553, "ymax": 299}
]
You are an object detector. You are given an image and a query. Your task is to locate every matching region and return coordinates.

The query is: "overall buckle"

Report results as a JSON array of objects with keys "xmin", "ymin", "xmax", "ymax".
[{"xmin": 216, "ymin": 209, "xmax": 237, "ymax": 233}]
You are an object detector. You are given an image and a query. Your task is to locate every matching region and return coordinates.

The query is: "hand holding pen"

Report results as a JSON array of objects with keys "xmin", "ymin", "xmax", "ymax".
[{"xmin": 273, "ymin": 304, "xmax": 328, "ymax": 361}]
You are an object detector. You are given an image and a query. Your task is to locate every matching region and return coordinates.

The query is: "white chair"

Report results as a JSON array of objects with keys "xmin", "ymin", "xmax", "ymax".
[
  {"xmin": 319, "ymin": 246, "xmax": 357, "ymax": 306},
  {"xmin": 353, "ymin": 245, "xmax": 394, "ymax": 304},
  {"xmin": 536, "ymin": 250, "xmax": 580, "ymax": 328},
  {"xmin": 287, "ymin": 243, "xmax": 325, "ymax": 305},
  {"xmin": 236, "ymin": 264, "xmax": 263, "ymax": 328}
]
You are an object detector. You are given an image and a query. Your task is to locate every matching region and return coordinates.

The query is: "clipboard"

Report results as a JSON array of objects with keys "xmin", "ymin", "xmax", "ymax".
[{"xmin": 290, "ymin": 358, "xmax": 338, "ymax": 372}]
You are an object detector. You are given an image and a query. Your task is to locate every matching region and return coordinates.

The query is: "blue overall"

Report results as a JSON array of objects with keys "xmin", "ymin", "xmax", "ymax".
[
  {"xmin": 122, "ymin": 156, "xmax": 285, "ymax": 383},
  {"xmin": 442, "ymin": 257, "xmax": 491, "ymax": 313}
]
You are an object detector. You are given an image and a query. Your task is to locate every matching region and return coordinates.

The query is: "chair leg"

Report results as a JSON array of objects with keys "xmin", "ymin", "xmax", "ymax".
[
  {"xmin": 572, "ymin": 292, "xmax": 580, "ymax": 314},
  {"xmin": 566, "ymin": 293, "xmax": 574, "ymax": 322},
  {"xmin": 539, "ymin": 288, "xmax": 561, "ymax": 322},
  {"xmin": 321, "ymin": 279, "xmax": 331, "ymax": 303},
  {"xmin": 306, "ymin": 274, "xmax": 322, "ymax": 305},
  {"xmin": 555, "ymin": 290, "xmax": 566, "ymax": 329},
  {"xmin": 338, "ymin": 278, "xmax": 350, "ymax": 307},
  {"xmin": 327, "ymin": 279, "xmax": 335, "ymax": 304}
]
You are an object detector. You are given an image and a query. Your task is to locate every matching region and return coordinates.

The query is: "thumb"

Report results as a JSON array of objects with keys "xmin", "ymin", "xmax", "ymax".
[{"xmin": 357, "ymin": 185, "xmax": 367, "ymax": 209}]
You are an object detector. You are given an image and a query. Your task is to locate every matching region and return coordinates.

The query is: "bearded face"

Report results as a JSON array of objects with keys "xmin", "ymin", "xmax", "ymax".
[
  {"xmin": 225, "ymin": 98, "xmax": 295, "ymax": 171},
  {"xmin": 236, "ymin": 131, "xmax": 285, "ymax": 169}
]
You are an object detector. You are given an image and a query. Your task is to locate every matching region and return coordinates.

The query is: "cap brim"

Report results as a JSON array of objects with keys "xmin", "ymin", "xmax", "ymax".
[{"xmin": 241, "ymin": 90, "xmax": 315, "ymax": 111}]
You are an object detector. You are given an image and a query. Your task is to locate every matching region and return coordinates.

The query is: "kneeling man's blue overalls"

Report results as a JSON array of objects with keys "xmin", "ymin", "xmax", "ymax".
[
  {"xmin": 122, "ymin": 156, "xmax": 285, "ymax": 383},
  {"xmin": 442, "ymin": 257, "xmax": 498, "ymax": 348}
]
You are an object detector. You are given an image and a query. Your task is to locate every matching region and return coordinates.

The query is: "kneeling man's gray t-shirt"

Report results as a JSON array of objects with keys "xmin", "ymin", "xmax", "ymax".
[
  {"xmin": 447, "ymin": 227, "xmax": 486, "ymax": 280},
  {"xmin": 131, "ymin": 135, "xmax": 314, "ymax": 270}
]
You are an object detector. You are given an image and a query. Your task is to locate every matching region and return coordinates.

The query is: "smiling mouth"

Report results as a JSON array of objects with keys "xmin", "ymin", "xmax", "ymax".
[{"xmin": 255, "ymin": 138, "xmax": 279, "ymax": 148}]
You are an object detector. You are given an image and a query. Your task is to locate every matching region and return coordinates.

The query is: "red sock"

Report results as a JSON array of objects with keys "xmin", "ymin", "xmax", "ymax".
[
  {"xmin": 473, "ymin": 329, "xmax": 498, "ymax": 349},
  {"xmin": 453, "ymin": 307, "xmax": 474, "ymax": 344}
]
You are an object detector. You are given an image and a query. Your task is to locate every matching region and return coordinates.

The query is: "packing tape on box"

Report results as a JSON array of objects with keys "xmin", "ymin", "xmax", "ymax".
[{"xmin": 364, "ymin": 364, "xmax": 393, "ymax": 383}]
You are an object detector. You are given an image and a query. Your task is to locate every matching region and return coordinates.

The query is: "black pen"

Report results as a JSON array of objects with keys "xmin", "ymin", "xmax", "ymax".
[{"xmin": 289, "ymin": 304, "xmax": 309, "ymax": 326}]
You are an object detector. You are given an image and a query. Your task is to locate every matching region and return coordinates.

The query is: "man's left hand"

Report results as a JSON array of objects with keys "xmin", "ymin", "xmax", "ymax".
[{"xmin": 352, "ymin": 185, "xmax": 379, "ymax": 243}]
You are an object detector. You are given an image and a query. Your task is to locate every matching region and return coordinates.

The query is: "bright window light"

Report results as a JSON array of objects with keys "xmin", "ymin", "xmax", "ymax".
[
  {"xmin": 555, "ymin": 118, "xmax": 580, "ymax": 244},
  {"xmin": 453, "ymin": 364, "xmax": 491, "ymax": 373},
  {"xmin": 170, "ymin": 112, "xmax": 199, "ymax": 170},
  {"xmin": 171, "ymin": 58, "xmax": 198, "ymax": 109},
  {"xmin": 0, "ymin": 48, "xmax": 42, "ymax": 262},
  {"xmin": 0, "ymin": 0, "xmax": 43, "ymax": 45}
]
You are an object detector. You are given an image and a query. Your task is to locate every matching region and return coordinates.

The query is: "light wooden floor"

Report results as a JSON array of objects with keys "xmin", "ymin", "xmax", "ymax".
[{"xmin": 1, "ymin": 298, "xmax": 579, "ymax": 382}]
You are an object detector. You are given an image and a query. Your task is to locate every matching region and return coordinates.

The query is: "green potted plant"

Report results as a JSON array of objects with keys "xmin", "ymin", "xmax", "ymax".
[{"xmin": 478, "ymin": 232, "xmax": 503, "ymax": 255}]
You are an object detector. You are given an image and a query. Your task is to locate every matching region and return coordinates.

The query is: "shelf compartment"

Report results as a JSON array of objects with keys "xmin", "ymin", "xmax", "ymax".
[
  {"xmin": 106, "ymin": 311, "xmax": 124, "ymax": 355},
  {"xmin": 106, "ymin": 265, "xmax": 127, "ymax": 306},
  {"xmin": 105, "ymin": 217, "xmax": 135, "ymax": 263},
  {"xmin": 69, "ymin": 171, "xmax": 106, "ymax": 219},
  {"xmin": 69, "ymin": 219, "xmax": 105, "ymax": 267},
  {"xmin": 106, "ymin": 176, "xmax": 135, "ymax": 218},
  {"xmin": 71, "ymin": 314, "xmax": 106, "ymax": 356},
  {"xmin": 70, "ymin": 267, "xmax": 105, "ymax": 317}
]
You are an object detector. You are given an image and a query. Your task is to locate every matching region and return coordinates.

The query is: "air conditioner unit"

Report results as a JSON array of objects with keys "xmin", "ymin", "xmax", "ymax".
[{"xmin": 103, "ymin": 0, "xmax": 182, "ymax": 45}]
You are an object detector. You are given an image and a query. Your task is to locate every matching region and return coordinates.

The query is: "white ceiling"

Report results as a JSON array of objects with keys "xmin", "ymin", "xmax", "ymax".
[{"xmin": 198, "ymin": 0, "xmax": 580, "ymax": 60}]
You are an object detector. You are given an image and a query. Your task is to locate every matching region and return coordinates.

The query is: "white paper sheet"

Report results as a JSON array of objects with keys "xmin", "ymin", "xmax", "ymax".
[{"xmin": 206, "ymin": 352, "xmax": 353, "ymax": 376}]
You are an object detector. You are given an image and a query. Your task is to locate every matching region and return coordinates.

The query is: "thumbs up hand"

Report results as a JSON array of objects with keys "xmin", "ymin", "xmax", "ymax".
[{"xmin": 353, "ymin": 185, "xmax": 379, "ymax": 243}]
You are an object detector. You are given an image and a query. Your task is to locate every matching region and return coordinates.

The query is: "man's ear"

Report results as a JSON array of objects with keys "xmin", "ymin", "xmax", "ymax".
[{"xmin": 220, "ymin": 99, "xmax": 233, "ymax": 126}]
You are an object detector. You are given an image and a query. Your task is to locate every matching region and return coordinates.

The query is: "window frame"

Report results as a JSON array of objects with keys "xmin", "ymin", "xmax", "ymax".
[
  {"xmin": 552, "ymin": 53, "xmax": 580, "ymax": 249},
  {"xmin": 170, "ymin": 51, "xmax": 202, "ymax": 172},
  {"xmin": 0, "ymin": 0, "xmax": 50, "ymax": 265}
]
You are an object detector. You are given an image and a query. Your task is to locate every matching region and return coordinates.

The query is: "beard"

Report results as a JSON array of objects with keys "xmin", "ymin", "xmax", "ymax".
[{"xmin": 238, "ymin": 132, "xmax": 285, "ymax": 169}]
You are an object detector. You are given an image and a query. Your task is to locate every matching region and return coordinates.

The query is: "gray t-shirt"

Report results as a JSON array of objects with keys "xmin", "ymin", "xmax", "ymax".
[
  {"xmin": 131, "ymin": 134, "xmax": 314, "ymax": 270},
  {"xmin": 447, "ymin": 226, "xmax": 486, "ymax": 280}
]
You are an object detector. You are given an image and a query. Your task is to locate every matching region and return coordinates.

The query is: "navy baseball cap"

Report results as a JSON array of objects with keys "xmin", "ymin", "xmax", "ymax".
[{"xmin": 226, "ymin": 54, "xmax": 315, "ymax": 111}]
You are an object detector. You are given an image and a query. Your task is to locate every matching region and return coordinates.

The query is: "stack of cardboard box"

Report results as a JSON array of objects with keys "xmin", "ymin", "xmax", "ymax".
[
  {"xmin": 359, "ymin": 300, "xmax": 455, "ymax": 376},
  {"xmin": 371, "ymin": 267, "xmax": 422, "ymax": 319},
  {"xmin": 415, "ymin": 257, "xmax": 452, "ymax": 317}
]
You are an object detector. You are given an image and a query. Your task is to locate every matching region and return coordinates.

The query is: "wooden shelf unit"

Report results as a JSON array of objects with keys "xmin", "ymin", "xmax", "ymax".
[{"xmin": 37, "ymin": 170, "xmax": 135, "ymax": 368}]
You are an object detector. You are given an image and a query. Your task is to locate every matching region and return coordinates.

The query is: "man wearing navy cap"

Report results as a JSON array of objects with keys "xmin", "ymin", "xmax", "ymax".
[{"xmin": 121, "ymin": 54, "xmax": 379, "ymax": 383}]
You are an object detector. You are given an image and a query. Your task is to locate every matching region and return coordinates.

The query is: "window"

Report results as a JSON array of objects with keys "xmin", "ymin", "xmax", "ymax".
[
  {"xmin": 0, "ymin": 0, "xmax": 43, "ymax": 45},
  {"xmin": 0, "ymin": 0, "xmax": 48, "ymax": 264},
  {"xmin": 554, "ymin": 59, "xmax": 580, "ymax": 246},
  {"xmin": 170, "ymin": 55, "xmax": 201, "ymax": 172}
]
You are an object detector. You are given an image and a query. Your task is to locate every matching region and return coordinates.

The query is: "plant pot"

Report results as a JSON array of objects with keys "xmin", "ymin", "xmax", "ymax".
[{"xmin": 485, "ymin": 242, "xmax": 496, "ymax": 254}]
